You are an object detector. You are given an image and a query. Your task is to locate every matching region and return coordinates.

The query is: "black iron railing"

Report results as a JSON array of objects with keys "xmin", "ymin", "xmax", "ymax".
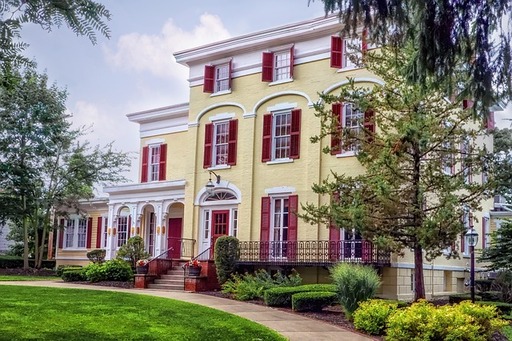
[
  {"xmin": 237, "ymin": 240, "xmax": 390, "ymax": 266},
  {"xmin": 167, "ymin": 237, "xmax": 196, "ymax": 259}
]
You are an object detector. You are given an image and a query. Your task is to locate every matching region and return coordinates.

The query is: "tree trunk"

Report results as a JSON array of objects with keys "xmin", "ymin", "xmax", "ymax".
[
  {"xmin": 23, "ymin": 196, "xmax": 29, "ymax": 269},
  {"xmin": 34, "ymin": 212, "xmax": 39, "ymax": 268},
  {"xmin": 37, "ymin": 221, "xmax": 47, "ymax": 269},
  {"xmin": 414, "ymin": 245, "xmax": 426, "ymax": 300}
]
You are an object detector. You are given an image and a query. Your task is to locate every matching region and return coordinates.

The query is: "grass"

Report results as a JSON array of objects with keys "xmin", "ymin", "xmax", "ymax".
[
  {"xmin": 0, "ymin": 285, "xmax": 285, "ymax": 341},
  {"xmin": 0, "ymin": 275, "xmax": 59, "ymax": 281},
  {"xmin": 503, "ymin": 326, "xmax": 512, "ymax": 340}
]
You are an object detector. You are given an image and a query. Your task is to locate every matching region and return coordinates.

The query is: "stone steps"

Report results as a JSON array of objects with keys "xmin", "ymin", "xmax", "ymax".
[{"xmin": 147, "ymin": 264, "xmax": 186, "ymax": 291}]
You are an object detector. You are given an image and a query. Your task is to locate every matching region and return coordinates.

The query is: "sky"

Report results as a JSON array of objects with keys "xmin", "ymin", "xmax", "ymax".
[{"xmin": 21, "ymin": 1, "xmax": 512, "ymax": 183}]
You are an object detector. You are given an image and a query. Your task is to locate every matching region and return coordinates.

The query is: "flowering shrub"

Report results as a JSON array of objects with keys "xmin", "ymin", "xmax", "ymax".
[
  {"xmin": 187, "ymin": 259, "xmax": 201, "ymax": 267},
  {"xmin": 136, "ymin": 259, "xmax": 148, "ymax": 267}
]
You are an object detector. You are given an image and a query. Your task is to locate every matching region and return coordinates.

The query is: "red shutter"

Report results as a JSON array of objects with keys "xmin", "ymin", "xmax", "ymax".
[
  {"xmin": 203, "ymin": 123, "xmax": 213, "ymax": 168},
  {"xmin": 203, "ymin": 65, "xmax": 215, "ymax": 93},
  {"xmin": 485, "ymin": 112, "xmax": 495, "ymax": 131},
  {"xmin": 128, "ymin": 216, "xmax": 132, "ymax": 238},
  {"xmin": 158, "ymin": 143, "xmax": 167, "ymax": 181},
  {"xmin": 288, "ymin": 195, "xmax": 298, "ymax": 261},
  {"xmin": 96, "ymin": 217, "xmax": 103, "ymax": 248},
  {"xmin": 86, "ymin": 217, "xmax": 93, "ymax": 249},
  {"xmin": 141, "ymin": 146, "xmax": 149, "ymax": 183},
  {"xmin": 461, "ymin": 233, "xmax": 465, "ymax": 253},
  {"xmin": 58, "ymin": 219, "xmax": 65, "ymax": 249},
  {"xmin": 463, "ymin": 99, "xmax": 474, "ymax": 109},
  {"xmin": 289, "ymin": 46, "xmax": 295, "ymax": 79},
  {"xmin": 290, "ymin": 109, "xmax": 301, "ymax": 159},
  {"xmin": 260, "ymin": 197, "xmax": 271, "ymax": 261},
  {"xmin": 330, "ymin": 36, "xmax": 343, "ymax": 68},
  {"xmin": 364, "ymin": 109, "xmax": 375, "ymax": 143},
  {"xmin": 362, "ymin": 29, "xmax": 368, "ymax": 56},
  {"xmin": 262, "ymin": 52, "xmax": 274, "ymax": 82},
  {"xmin": 227, "ymin": 119, "xmax": 238, "ymax": 165},
  {"xmin": 331, "ymin": 103, "xmax": 343, "ymax": 155},
  {"xmin": 228, "ymin": 60, "xmax": 232, "ymax": 90},
  {"xmin": 262, "ymin": 113, "xmax": 272, "ymax": 162}
]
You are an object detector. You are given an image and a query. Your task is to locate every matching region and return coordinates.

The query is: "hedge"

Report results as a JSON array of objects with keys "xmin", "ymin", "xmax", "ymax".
[
  {"xmin": 0, "ymin": 257, "xmax": 55, "ymax": 269},
  {"xmin": 448, "ymin": 293, "xmax": 482, "ymax": 304},
  {"xmin": 61, "ymin": 269, "xmax": 87, "ymax": 282},
  {"xmin": 292, "ymin": 291, "xmax": 337, "ymax": 312},
  {"xmin": 264, "ymin": 284, "xmax": 336, "ymax": 307},
  {"xmin": 477, "ymin": 301, "xmax": 512, "ymax": 315}
]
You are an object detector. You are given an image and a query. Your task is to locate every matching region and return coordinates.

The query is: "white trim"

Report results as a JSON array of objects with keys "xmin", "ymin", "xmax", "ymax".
[
  {"xmin": 207, "ymin": 164, "xmax": 231, "ymax": 171},
  {"xmin": 127, "ymin": 103, "xmax": 188, "ymax": 123},
  {"xmin": 243, "ymin": 112, "xmax": 256, "ymax": 119},
  {"xmin": 266, "ymin": 158, "xmax": 294, "ymax": 165},
  {"xmin": 336, "ymin": 151, "xmax": 356, "ymax": 158},
  {"xmin": 140, "ymin": 124, "xmax": 188, "ymax": 139},
  {"xmin": 208, "ymin": 56, "xmax": 232, "ymax": 66},
  {"xmin": 267, "ymin": 102, "xmax": 297, "ymax": 112},
  {"xmin": 322, "ymin": 77, "xmax": 385, "ymax": 95},
  {"xmin": 192, "ymin": 102, "xmax": 247, "ymax": 126},
  {"xmin": 265, "ymin": 186, "xmax": 296, "ymax": 195},
  {"xmin": 210, "ymin": 89, "xmax": 232, "ymax": 97},
  {"xmin": 194, "ymin": 180, "xmax": 242, "ymax": 205},
  {"xmin": 269, "ymin": 78, "xmax": 294, "ymax": 86},
  {"xmin": 253, "ymin": 91, "xmax": 313, "ymax": 114},
  {"xmin": 144, "ymin": 138, "xmax": 165, "ymax": 146},
  {"xmin": 209, "ymin": 112, "xmax": 235, "ymax": 122}
]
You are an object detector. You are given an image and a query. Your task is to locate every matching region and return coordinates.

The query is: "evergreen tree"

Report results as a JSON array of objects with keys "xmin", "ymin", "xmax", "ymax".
[
  {"xmin": 479, "ymin": 220, "xmax": 512, "ymax": 271},
  {"xmin": 300, "ymin": 46, "xmax": 496, "ymax": 300},
  {"xmin": 494, "ymin": 128, "xmax": 512, "ymax": 202}
]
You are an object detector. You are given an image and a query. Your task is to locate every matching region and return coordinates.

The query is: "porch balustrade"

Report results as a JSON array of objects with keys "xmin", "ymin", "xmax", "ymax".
[
  {"xmin": 166, "ymin": 237, "xmax": 195, "ymax": 259},
  {"xmin": 237, "ymin": 240, "xmax": 390, "ymax": 267}
]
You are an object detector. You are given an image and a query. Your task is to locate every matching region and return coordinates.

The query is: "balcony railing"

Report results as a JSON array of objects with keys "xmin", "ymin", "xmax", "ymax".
[{"xmin": 237, "ymin": 240, "xmax": 390, "ymax": 267}]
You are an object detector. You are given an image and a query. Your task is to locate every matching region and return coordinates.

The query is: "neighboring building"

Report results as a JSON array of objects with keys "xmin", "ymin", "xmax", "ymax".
[
  {"xmin": 55, "ymin": 15, "xmax": 496, "ymax": 300},
  {"xmin": 0, "ymin": 222, "xmax": 13, "ymax": 254}
]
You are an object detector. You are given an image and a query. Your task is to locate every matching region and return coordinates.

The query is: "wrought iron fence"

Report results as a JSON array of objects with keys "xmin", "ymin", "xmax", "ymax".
[
  {"xmin": 237, "ymin": 240, "xmax": 390, "ymax": 266},
  {"xmin": 166, "ymin": 237, "xmax": 196, "ymax": 259}
]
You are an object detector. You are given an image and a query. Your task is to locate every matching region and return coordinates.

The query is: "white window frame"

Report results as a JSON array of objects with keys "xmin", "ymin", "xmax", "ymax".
[
  {"xmin": 212, "ymin": 121, "xmax": 229, "ymax": 167},
  {"xmin": 335, "ymin": 103, "xmax": 363, "ymax": 157},
  {"xmin": 149, "ymin": 144, "xmax": 161, "ymax": 182},
  {"xmin": 342, "ymin": 38, "xmax": 362, "ymax": 70},
  {"xmin": 64, "ymin": 216, "xmax": 88, "ymax": 250},
  {"xmin": 462, "ymin": 208, "xmax": 471, "ymax": 256},
  {"xmin": 272, "ymin": 110, "xmax": 291, "ymax": 160},
  {"xmin": 199, "ymin": 206, "xmax": 238, "ymax": 253},
  {"xmin": 273, "ymin": 50, "xmax": 291, "ymax": 82},
  {"xmin": 270, "ymin": 196, "xmax": 289, "ymax": 259},
  {"xmin": 214, "ymin": 63, "xmax": 230, "ymax": 93},
  {"xmin": 442, "ymin": 141, "xmax": 455, "ymax": 175},
  {"xmin": 483, "ymin": 217, "xmax": 490, "ymax": 249},
  {"xmin": 101, "ymin": 216, "xmax": 108, "ymax": 249},
  {"xmin": 117, "ymin": 215, "xmax": 129, "ymax": 248}
]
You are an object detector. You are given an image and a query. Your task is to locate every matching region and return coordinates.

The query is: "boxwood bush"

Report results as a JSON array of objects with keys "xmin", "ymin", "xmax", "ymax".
[
  {"xmin": 448, "ymin": 293, "xmax": 482, "ymax": 304},
  {"xmin": 61, "ymin": 269, "xmax": 87, "ymax": 282},
  {"xmin": 56, "ymin": 265, "xmax": 83, "ymax": 277},
  {"xmin": 214, "ymin": 236, "xmax": 239, "ymax": 285},
  {"xmin": 291, "ymin": 291, "xmax": 337, "ymax": 312},
  {"xmin": 83, "ymin": 259, "xmax": 133, "ymax": 282},
  {"xmin": 264, "ymin": 284, "xmax": 336, "ymax": 307}
]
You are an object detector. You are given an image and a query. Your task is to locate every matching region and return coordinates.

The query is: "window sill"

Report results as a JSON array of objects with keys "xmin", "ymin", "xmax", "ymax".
[
  {"xmin": 336, "ymin": 151, "xmax": 356, "ymax": 158},
  {"xmin": 269, "ymin": 78, "xmax": 293, "ymax": 86},
  {"xmin": 266, "ymin": 158, "xmax": 294, "ymax": 165},
  {"xmin": 336, "ymin": 65, "xmax": 361, "ymax": 73},
  {"xmin": 62, "ymin": 248, "xmax": 86, "ymax": 251},
  {"xmin": 210, "ymin": 89, "xmax": 232, "ymax": 97},
  {"xmin": 208, "ymin": 165, "xmax": 231, "ymax": 171}
]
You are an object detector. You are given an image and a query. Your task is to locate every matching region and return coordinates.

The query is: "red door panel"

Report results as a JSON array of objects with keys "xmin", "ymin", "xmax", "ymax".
[
  {"xmin": 167, "ymin": 218, "xmax": 182, "ymax": 259},
  {"xmin": 210, "ymin": 210, "xmax": 229, "ymax": 257}
]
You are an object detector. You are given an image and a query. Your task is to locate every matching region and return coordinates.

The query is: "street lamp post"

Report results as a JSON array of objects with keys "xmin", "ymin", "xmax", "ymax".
[{"xmin": 465, "ymin": 228, "xmax": 479, "ymax": 303}]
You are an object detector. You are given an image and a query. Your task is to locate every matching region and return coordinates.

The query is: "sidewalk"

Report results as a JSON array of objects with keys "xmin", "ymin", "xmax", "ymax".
[{"xmin": 0, "ymin": 281, "xmax": 374, "ymax": 341}]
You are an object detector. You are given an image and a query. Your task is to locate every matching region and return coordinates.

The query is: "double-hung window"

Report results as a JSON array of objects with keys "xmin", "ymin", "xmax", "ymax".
[
  {"xmin": 262, "ymin": 108, "xmax": 301, "ymax": 162},
  {"xmin": 331, "ymin": 103, "xmax": 374, "ymax": 155},
  {"xmin": 64, "ymin": 217, "xmax": 88, "ymax": 249},
  {"xmin": 460, "ymin": 139, "xmax": 472, "ymax": 183},
  {"xmin": 141, "ymin": 143, "xmax": 167, "ymax": 182},
  {"xmin": 461, "ymin": 208, "xmax": 472, "ymax": 256},
  {"xmin": 262, "ymin": 46, "xmax": 294, "ymax": 83},
  {"xmin": 117, "ymin": 216, "xmax": 128, "ymax": 248},
  {"xmin": 330, "ymin": 35, "xmax": 366, "ymax": 69},
  {"xmin": 203, "ymin": 61, "xmax": 232, "ymax": 94},
  {"xmin": 203, "ymin": 119, "xmax": 238, "ymax": 168}
]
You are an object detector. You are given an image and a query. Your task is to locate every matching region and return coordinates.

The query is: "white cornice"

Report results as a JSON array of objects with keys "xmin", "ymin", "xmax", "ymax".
[
  {"xmin": 127, "ymin": 103, "xmax": 189, "ymax": 124},
  {"xmin": 104, "ymin": 180, "xmax": 186, "ymax": 196},
  {"xmin": 174, "ymin": 15, "xmax": 343, "ymax": 66}
]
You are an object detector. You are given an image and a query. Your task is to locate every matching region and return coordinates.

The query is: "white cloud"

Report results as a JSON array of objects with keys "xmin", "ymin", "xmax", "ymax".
[{"xmin": 103, "ymin": 13, "xmax": 231, "ymax": 81}]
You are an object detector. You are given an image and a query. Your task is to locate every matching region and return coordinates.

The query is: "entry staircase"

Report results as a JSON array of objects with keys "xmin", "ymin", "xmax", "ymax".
[{"xmin": 148, "ymin": 261, "xmax": 187, "ymax": 291}]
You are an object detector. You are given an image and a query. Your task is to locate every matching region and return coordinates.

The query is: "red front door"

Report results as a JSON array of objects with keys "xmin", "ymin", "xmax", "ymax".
[
  {"xmin": 167, "ymin": 218, "xmax": 182, "ymax": 259},
  {"xmin": 210, "ymin": 210, "xmax": 229, "ymax": 256}
]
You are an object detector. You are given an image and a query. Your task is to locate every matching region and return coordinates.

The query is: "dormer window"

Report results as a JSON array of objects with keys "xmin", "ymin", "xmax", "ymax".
[
  {"xmin": 331, "ymin": 34, "xmax": 367, "ymax": 70},
  {"xmin": 141, "ymin": 143, "xmax": 167, "ymax": 182},
  {"xmin": 262, "ymin": 46, "xmax": 294, "ymax": 83},
  {"xmin": 203, "ymin": 61, "xmax": 232, "ymax": 94}
]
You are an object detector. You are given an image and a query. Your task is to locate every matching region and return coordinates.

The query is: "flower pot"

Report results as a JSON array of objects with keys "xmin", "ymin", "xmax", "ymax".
[
  {"xmin": 188, "ymin": 266, "xmax": 202, "ymax": 276},
  {"xmin": 136, "ymin": 265, "xmax": 148, "ymax": 274}
]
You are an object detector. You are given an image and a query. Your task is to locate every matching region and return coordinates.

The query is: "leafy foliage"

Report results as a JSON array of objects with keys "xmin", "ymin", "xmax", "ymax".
[
  {"xmin": 301, "ymin": 46, "xmax": 495, "ymax": 300},
  {"xmin": 61, "ymin": 269, "xmax": 86, "ymax": 282},
  {"xmin": 221, "ymin": 269, "xmax": 302, "ymax": 301},
  {"xmin": 386, "ymin": 300, "xmax": 507, "ymax": 341},
  {"xmin": 213, "ymin": 236, "xmax": 239, "ymax": 285},
  {"xmin": 83, "ymin": 259, "xmax": 133, "ymax": 282},
  {"xmin": 353, "ymin": 299, "xmax": 399, "ymax": 335},
  {"xmin": 116, "ymin": 236, "xmax": 149, "ymax": 269},
  {"xmin": 493, "ymin": 128, "xmax": 512, "ymax": 202},
  {"xmin": 491, "ymin": 271, "xmax": 512, "ymax": 304},
  {"xmin": 86, "ymin": 249, "xmax": 106, "ymax": 264},
  {"xmin": 311, "ymin": 0, "xmax": 512, "ymax": 113},
  {"xmin": 479, "ymin": 221, "xmax": 512, "ymax": 271},
  {"xmin": 329, "ymin": 263, "xmax": 380, "ymax": 319},
  {"xmin": 264, "ymin": 284, "xmax": 337, "ymax": 307},
  {"xmin": 291, "ymin": 291, "xmax": 337, "ymax": 312}
]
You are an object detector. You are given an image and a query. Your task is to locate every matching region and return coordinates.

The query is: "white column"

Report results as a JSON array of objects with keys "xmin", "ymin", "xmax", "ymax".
[
  {"xmin": 155, "ymin": 203, "xmax": 165, "ymax": 256},
  {"xmin": 105, "ymin": 204, "xmax": 116, "ymax": 260}
]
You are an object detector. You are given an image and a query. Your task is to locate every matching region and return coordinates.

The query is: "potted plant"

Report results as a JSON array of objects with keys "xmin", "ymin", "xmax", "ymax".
[
  {"xmin": 136, "ymin": 259, "xmax": 149, "ymax": 274},
  {"xmin": 187, "ymin": 259, "xmax": 201, "ymax": 276}
]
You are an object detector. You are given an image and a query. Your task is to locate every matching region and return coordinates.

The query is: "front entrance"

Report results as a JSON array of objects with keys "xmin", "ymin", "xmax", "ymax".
[
  {"xmin": 210, "ymin": 210, "xmax": 229, "ymax": 256},
  {"xmin": 167, "ymin": 218, "xmax": 182, "ymax": 259},
  {"xmin": 343, "ymin": 229, "xmax": 363, "ymax": 259}
]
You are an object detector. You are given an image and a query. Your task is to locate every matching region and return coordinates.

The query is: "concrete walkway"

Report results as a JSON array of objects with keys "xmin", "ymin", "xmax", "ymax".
[{"xmin": 0, "ymin": 281, "xmax": 375, "ymax": 341}]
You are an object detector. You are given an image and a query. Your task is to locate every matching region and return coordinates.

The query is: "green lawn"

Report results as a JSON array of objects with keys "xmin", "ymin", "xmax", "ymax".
[
  {"xmin": 0, "ymin": 275, "xmax": 59, "ymax": 281},
  {"xmin": 0, "ymin": 285, "xmax": 285, "ymax": 341}
]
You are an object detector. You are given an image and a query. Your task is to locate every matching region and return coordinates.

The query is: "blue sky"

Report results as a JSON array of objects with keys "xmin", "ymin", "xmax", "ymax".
[{"xmin": 21, "ymin": 1, "xmax": 511, "ymax": 182}]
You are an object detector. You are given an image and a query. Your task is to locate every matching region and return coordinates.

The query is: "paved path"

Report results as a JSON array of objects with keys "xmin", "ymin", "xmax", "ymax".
[{"xmin": 0, "ymin": 281, "xmax": 375, "ymax": 341}]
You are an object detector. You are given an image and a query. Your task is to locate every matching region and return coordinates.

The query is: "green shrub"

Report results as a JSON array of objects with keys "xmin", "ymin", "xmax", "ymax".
[
  {"xmin": 82, "ymin": 259, "xmax": 132, "ymax": 282},
  {"xmin": 56, "ymin": 265, "xmax": 82, "ymax": 277},
  {"xmin": 292, "ymin": 291, "xmax": 337, "ymax": 312},
  {"xmin": 0, "ymin": 256, "xmax": 55, "ymax": 269},
  {"xmin": 86, "ymin": 249, "xmax": 106, "ymax": 264},
  {"xmin": 221, "ymin": 269, "xmax": 302, "ymax": 301},
  {"xmin": 330, "ymin": 263, "xmax": 381, "ymax": 319},
  {"xmin": 264, "ymin": 284, "xmax": 336, "ymax": 307},
  {"xmin": 376, "ymin": 299, "xmax": 409, "ymax": 308},
  {"xmin": 477, "ymin": 301, "xmax": 512, "ymax": 315},
  {"xmin": 448, "ymin": 293, "xmax": 482, "ymax": 304},
  {"xmin": 353, "ymin": 299, "xmax": 399, "ymax": 335},
  {"xmin": 480, "ymin": 290, "xmax": 502, "ymax": 301},
  {"xmin": 214, "ymin": 236, "xmax": 239, "ymax": 285},
  {"xmin": 492, "ymin": 271, "xmax": 512, "ymax": 303},
  {"xmin": 61, "ymin": 269, "xmax": 86, "ymax": 282},
  {"xmin": 116, "ymin": 236, "xmax": 149, "ymax": 268},
  {"xmin": 386, "ymin": 300, "xmax": 508, "ymax": 341}
]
